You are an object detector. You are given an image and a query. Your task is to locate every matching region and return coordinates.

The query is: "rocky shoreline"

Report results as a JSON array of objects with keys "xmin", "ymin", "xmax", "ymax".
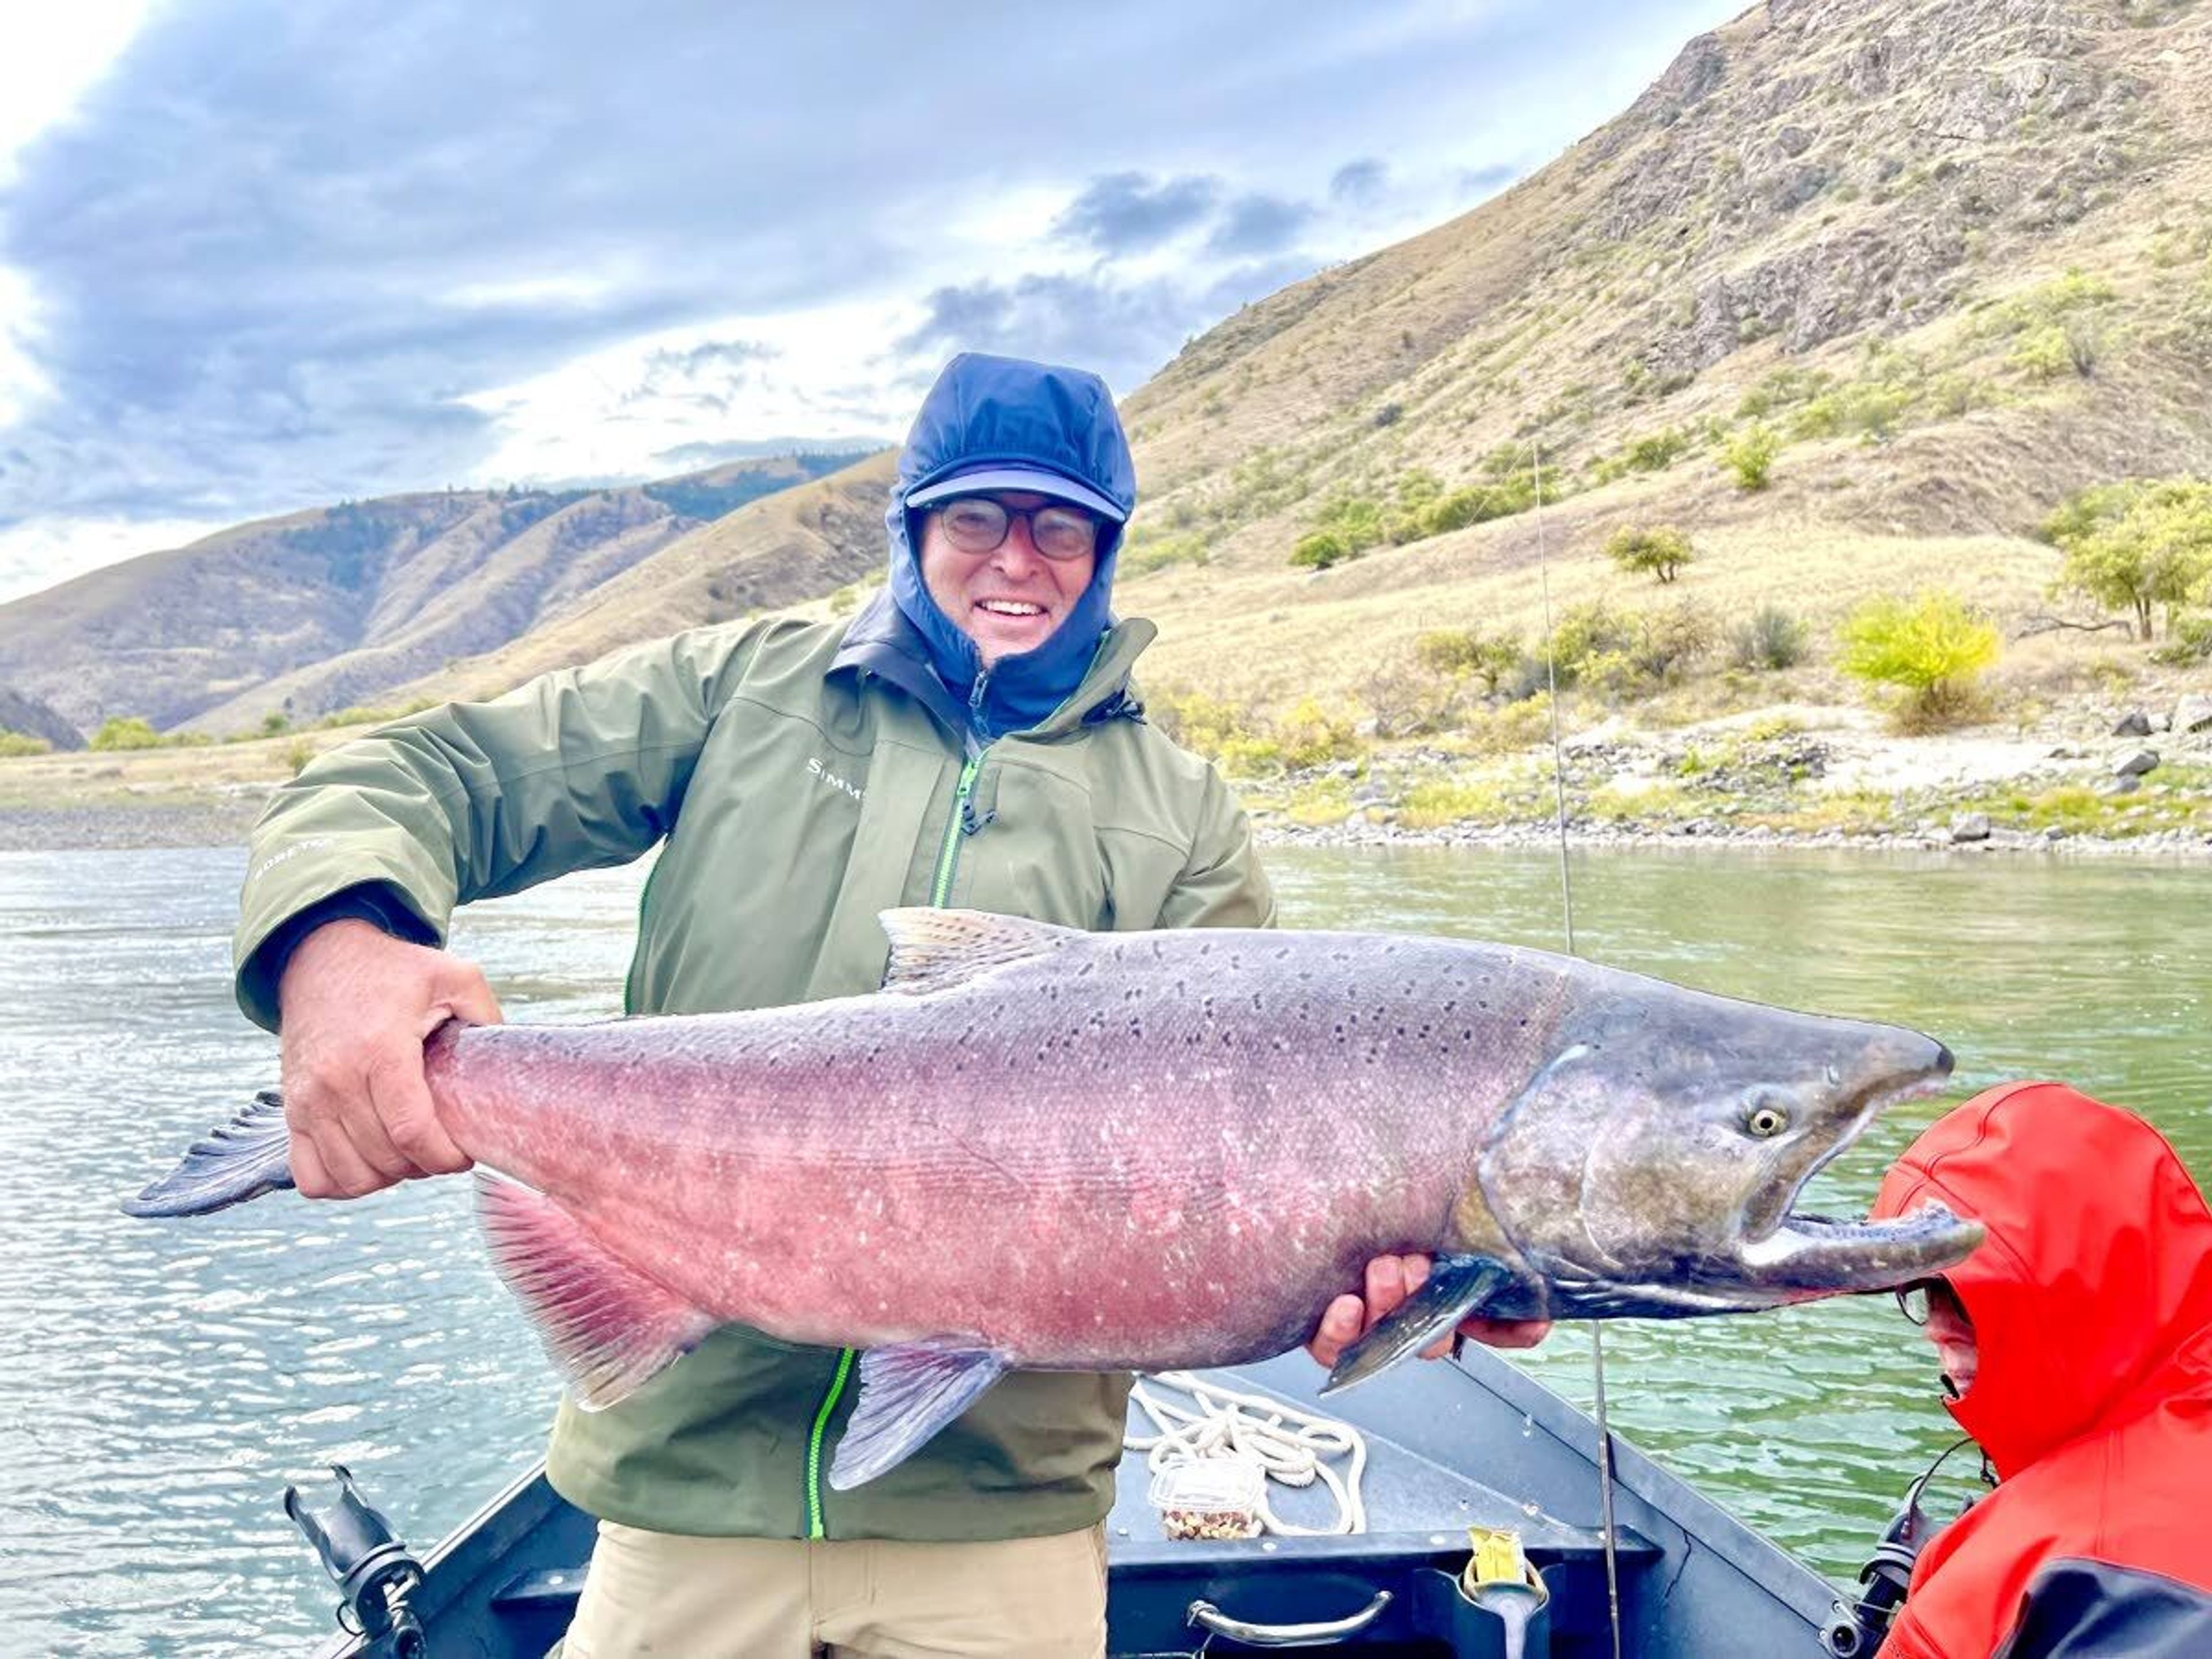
[
  {"xmin": 1256, "ymin": 815, "xmax": 2212, "ymax": 859},
  {"xmin": 2, "ymin": 791, "xmax": 2205, "ymax": 862}
]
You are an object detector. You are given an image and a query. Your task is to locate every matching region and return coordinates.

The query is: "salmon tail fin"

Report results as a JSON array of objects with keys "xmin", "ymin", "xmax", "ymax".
[
  {"xmin": 828, "ymin": 1342, "xmax": 1011, "ymax": 1490},
  {"xmin": 122, "ymin": 1090, "xmax": 297, "ymax": 1218},
  {"xmin": 473, "ymin": 1171, "xmax": 717, "ymax": 1411}
]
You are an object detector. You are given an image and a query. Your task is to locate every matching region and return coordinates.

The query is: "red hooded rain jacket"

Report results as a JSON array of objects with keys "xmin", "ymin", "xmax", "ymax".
[{"xmin": 1870, "ymin": 1081, "xmax": 2212, "ymax": 1658}]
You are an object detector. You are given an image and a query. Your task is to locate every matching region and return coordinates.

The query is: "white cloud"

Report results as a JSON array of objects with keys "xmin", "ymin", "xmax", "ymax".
[
  {"xmin": 0, "ymin": 0, "xmax": 156, "ymax": 185},
  {"xmin": 457, "ymin": 300, "xmax": 925, "ymax": 486},
  {"xmin": 0, "ymin": 515, "xmax": 228, "ymax": 607}
]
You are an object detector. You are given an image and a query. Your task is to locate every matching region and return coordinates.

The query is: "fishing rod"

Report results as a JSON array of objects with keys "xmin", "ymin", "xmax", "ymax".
[{"xmin": 1528, "ymin": 437, "xmax": 1626, "ymax": 1659}]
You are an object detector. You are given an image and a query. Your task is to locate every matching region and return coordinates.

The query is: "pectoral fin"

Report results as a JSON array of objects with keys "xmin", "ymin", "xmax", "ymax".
[
  {"xmin": 474, "ymin": 1172, "xmax": 717, "ymax": 1411},
  {"xmin": 828, "ymin": 1342, "xmax": 1011, "ymax": 1490},
  {"xmin": 1321, "ymin": 1255, "xmax": 1518, "ymax": 1396}
]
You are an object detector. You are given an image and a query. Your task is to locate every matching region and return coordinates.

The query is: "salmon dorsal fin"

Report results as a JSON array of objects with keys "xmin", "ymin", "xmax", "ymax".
[{"xmin": 878, "ymin": 907, "xmax": 1079, "ymax": 997}]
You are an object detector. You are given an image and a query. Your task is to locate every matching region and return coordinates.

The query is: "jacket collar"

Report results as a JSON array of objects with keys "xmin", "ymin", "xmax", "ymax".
[{"xmin": 832, "ymin": 589, "xmax": 1150, "ymax": 749}]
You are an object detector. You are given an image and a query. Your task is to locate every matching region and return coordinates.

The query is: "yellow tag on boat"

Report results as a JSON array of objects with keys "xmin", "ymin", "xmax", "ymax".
[{"xmin": 1464, "ymin": 1525, "xmax": 1529, "ymax": 1592}]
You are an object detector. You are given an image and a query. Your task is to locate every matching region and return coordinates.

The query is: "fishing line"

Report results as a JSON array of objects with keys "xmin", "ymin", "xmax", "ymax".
[{"xmin": 1529, "ymin": 438, "xmax": 1623, "ymax": 1659}]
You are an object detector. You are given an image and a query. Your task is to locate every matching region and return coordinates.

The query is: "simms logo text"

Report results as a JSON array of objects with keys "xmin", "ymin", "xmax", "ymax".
[{"xmin": 806, "ymin": 757, "xmax": 863, "ymax": 804}]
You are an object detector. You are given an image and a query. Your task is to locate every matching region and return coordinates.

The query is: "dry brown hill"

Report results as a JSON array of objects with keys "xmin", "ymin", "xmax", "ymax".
[
  {"xmin": 0, "ymin": 452, "xmax": 867, "ymax": 733},
  {"xmin": 1104, "ymin": 0, "xmax": 2212, "ymax": 706}
]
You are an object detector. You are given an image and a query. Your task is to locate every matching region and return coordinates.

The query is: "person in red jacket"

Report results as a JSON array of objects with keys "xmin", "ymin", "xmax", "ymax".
[{"xmin": 1869, "ymin": 1081, "xmax": 2212, "ymax": 1658}]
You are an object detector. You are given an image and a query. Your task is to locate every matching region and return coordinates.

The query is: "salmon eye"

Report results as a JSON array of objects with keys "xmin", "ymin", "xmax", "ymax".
[{"xmin": 1745, "ymin": 1104, "xmax": 1789, "ymax": 1138}]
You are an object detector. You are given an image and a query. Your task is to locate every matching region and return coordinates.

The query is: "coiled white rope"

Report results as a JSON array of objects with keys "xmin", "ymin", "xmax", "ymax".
[{"xmin": 1126, "ymin": 1370, "xmax": 1369, "ymax": 1535}]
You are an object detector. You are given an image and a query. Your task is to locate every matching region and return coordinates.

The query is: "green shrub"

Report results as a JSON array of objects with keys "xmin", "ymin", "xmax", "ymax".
[
  {"xmin": 1736, "ymin": 368, "xmax": 1836, "ymax": 421},
  {"xmin": 1290, "ymin": 531, "xmax": 1352, "ymax": 570},
  {"xmin": 1415, "ymin": 628, "xmax": 1520, "ymax": 695},
  {"xmin": 1731, "ymin": 604, "xmax": 1809, "ymax": 670},
  {"xmin": 1123, "ymin": 533, "xmax": 1209, "ymax": 575},
  {"xmin": 1839, "ymin": 590, "xmax": 2001, "ymax": 731},
  {"xmin": 286, "ymin": 737, "xmax": 317, "ymax": 776},
  {"xmin": 2046, "ymin": 476, "xmax": 2212, "ymax": 638},
  {"xmin": 1630, "ymin": 600, "xmax": 1717, "ymax": 685},
  {"xmin": 1400, "ymin": 777, "xmax": 1513, "ymax": 828},
  {"xmin": 89, "ymin": 717, "xmax": 163, "ymax": 752},
  {"xmin": 2010, "ymin": 325, "xmax": 2074, "ymax": 380},
  {"xmin": 2150, "ymin": 614, "xmax": 2212, "ymax": 664},
  {"xmin": 1793, "ymin": 382, "xmax": 1912, "ymax": 444},
  {"xmin": 1276, "ymin": 698, "xmax": 1361, "ymax": 770},
  {"xmin": 1721, "ymin": 423, "xmax": 1781, "ymax": 491},
  {"xmin": 0, "ymin": 730, "xmax": 51, "ymax": 757},
  {"xmin": 260, "ymin": 711, "xmax": 291, "ymax": 737},
  {"xmin": 1605, "ymin": 525, "xmax": 1696, "ymax": 584},
  {"xmin": 1622, "ymin": 428, "xmax": 1691, "ymax": 472}
]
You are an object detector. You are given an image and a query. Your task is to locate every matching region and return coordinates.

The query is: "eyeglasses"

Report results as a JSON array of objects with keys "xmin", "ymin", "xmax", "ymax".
[
  {"xmin": 1896, "ymin": 1281, "xmax": 1936, "ymax": 1325},
  {"xmin": 933, "ymin": 495, "xmax": 1101, "ymax": 562}
]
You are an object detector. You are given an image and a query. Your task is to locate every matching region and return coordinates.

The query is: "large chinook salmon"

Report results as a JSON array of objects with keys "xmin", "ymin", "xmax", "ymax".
[{"xmin": 128, "ymin": 909, "xmax": 1978, "ymax": 1488}]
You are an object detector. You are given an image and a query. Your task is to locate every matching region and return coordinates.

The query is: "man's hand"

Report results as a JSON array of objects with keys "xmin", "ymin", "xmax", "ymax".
[
  {"xmin": 276, "ymin": 919, "xmax": 503, "ymax": 1199},
  {"xmin": 1305, "ymin": 1255, "xmax": 1551, "ymax": 1369}
]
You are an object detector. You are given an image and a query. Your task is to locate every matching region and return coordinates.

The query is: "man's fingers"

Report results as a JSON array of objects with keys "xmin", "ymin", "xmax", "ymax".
[
  {"xmin": 1305, "ymin": 1294, "xmax": 1366, "ymax": 1366},
  {"xmin": 1361, "ymin": 1256, "xmax": 1407, "ymax": 1329},
  {"xmin": 432, "ymin": 963, "xmax": 505, "ymax": 1030},
  {"xmin": 298, "ymin": 1105, "xmax": 389, "ymax": 1198},
  {"xmin": 368, "ymin": 1055, "xmax": 471, "ymax": 1176},
  {"xmin": 289, "ymin": 1131, "xmax": 334, "ymax": 1200}
]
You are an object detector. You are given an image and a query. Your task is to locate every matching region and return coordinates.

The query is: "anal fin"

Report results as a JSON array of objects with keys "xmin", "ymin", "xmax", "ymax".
[
  {"xmin": 474, "ymin": 1171, "xmax": 716, "ymax": 1411},
  {"xmin": 1321, "ymin": 1255, "xmax": 1517, "ymax": 1396},
  {"xmin": 827, "ymin": 1342, "xmax": 1011, "ymax": 1490}
]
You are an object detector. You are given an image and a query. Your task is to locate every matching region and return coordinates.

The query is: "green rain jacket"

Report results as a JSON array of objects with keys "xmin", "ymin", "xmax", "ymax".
[{"xmin": 232, "ymin": 596, "xmax": 1274, "ymax": 1541}]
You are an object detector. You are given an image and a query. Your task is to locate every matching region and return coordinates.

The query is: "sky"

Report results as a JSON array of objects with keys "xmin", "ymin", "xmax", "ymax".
[{"xmin": 0, "ymin": 0, "xmax": 1745, "ymax": 605}]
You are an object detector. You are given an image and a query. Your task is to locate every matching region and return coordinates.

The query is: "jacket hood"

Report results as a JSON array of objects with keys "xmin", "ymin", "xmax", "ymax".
[
  {"xmin": 884, "ymin": 353, "xmax": 1135, "ymax": 739},
  {"xmin": 1871, "ymin": 1081, "xmax": 2212, "ymax": 1477}
]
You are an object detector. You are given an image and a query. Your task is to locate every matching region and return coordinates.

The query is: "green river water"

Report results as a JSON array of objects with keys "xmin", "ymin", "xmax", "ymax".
[{"xmin": 0, "ymin": 843, "xmax": 2203, "ymax": 1653}]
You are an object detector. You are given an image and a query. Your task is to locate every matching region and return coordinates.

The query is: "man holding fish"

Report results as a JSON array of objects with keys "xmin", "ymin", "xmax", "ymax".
[{"xmin": 222, "ymin": 353, "xmax": 1548, "ymax": 1657}]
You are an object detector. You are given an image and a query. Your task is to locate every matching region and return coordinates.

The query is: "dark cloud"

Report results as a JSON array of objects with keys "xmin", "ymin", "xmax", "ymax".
[
  {"xmin": 1457, "ymin": 162, "xmax": 1523, "ymax": 199},
  {"xmin": 1054, "ymin": 172, "xmax": 1221, "ymax": 254},
  {"xmin": 1329, "ymin": 158, "xmax": 1389, "ymax": 207},
  {"xmin": 1205, "ymin": 194, "xmax": 1316, "ymax": 258},
  {"xmin": 0, "ymin": 0, "xmax": 1744, "ymax": 544},
  {"xmin": 639, "ymin": 339, "xmax": 778, "ymax": 381},
  {"xmin": 897, "ymin": 256, "xmax": 1321, "ymax": 394}
]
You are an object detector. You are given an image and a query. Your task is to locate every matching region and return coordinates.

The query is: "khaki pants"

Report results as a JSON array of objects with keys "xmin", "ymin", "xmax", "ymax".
[{"xmin": 558, "ymin": 1518, "xmax": 1109, "ymax": 1659}]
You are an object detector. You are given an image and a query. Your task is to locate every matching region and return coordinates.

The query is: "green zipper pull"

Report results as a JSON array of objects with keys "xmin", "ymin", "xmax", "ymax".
[{"xmin": 931, "ymin": 753, "xmax": 983, "ymax": 907}]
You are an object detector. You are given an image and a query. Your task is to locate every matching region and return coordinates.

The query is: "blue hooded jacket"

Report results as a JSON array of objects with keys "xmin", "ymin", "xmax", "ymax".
[{"xmin": 880, "ymin": 353, "xmax": 1137, "ymax": 740}]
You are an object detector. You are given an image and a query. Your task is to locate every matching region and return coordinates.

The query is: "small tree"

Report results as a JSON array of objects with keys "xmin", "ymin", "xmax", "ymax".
[
  {"xmin": 90, "ymin": 716, "xmax": 163, "ymax": 752},
  {"xmin": 1605, "ymin": 525, "xmax": 1696, "ymax": 584},
  {"xmin": 1721, "ymin": 424, "xmax": 1781, "ymax": 491},
  {"xmin": 1839, "ymin": 590, "xmax": 2001, "ymax": 732},
  {"xmin": 1415, "ymin": 627, "xmax": 1520, "ymax": 696},
  {"xmin": 2047, "ymin": 478, "xmax": 2212, "ymax": 640}
]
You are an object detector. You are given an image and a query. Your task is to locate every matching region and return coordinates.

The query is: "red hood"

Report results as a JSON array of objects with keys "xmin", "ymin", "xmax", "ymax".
[{"xmin": 1870, "ymin": 1081, "xmax": 2212, "ymax": 1478}]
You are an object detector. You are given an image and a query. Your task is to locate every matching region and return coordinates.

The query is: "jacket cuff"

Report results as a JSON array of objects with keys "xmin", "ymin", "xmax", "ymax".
[{"xmin": 236, "ymin": 881, "xmax": 439, "ymax": 1033}]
